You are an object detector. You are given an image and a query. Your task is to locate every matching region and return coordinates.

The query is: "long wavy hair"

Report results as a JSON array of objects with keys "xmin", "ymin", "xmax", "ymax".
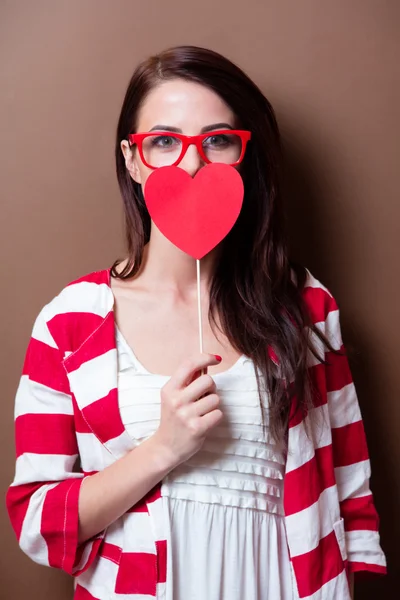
[{"xmin": 112, "ymin": 45, "xmax": 339, "ymax": 445}]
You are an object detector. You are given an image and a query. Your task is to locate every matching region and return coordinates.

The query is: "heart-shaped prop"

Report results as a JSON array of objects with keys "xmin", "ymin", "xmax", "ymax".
[{"xmin": 143, "ymin": 163, "xmax": 244, "ymax": 259}]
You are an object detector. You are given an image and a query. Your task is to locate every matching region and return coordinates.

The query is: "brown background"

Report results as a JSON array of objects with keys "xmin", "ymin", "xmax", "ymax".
[{"xmin": 1, "ymin": 1, "xmax": 398, "ymax": 598}]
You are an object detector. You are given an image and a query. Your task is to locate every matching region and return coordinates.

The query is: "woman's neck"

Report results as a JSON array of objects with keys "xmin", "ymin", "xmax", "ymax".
[{"xmin": 135, "ymin": 223, "xmax": 218, "ymax": 298}]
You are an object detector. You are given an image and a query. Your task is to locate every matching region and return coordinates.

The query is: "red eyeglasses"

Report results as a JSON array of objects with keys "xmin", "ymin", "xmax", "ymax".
[{"xmin": 128, "ymin": 130, "xmax": 251, "ymax": 169}]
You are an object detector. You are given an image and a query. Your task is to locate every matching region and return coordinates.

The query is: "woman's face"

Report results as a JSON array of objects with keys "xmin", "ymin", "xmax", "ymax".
[{"xmin": 120, "ymin": 78, "xmax": 239, "ymax": 189}]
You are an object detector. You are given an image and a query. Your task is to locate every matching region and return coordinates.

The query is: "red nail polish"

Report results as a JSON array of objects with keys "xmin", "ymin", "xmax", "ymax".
[{"xmin": 214, "ymin": 355, "xmax": 222, "ymax": 362}]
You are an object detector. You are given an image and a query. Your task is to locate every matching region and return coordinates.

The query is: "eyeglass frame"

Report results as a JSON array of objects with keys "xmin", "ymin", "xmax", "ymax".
[{"xmin": 127, "ymin": 129, "xmax": 252, "ymax": 169}]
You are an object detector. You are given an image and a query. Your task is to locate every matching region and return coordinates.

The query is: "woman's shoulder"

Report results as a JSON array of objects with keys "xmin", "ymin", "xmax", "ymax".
[
  {"xmin": 32, "ymin": 266, "xmax": 114, "ymax": 352},
  {"xmin": 46, "ymin": 266, "xmax": 112, "ymax": 312},
  {"xmin": 294, "ymin": 265, "xmax": 340, "ymax": 326},
  {"xmin": 290, "ymin": 265, "xmax": 344, "ymax": 356}
]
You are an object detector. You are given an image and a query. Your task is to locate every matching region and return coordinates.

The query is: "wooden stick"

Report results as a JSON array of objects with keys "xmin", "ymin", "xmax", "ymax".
[
  {"xmin": 196, "ymin": 259, "xmax": 206, "ymax": 375},
  {"xmin": 196, "ymin": 259, "xmax": 204, "ymax": 354}
]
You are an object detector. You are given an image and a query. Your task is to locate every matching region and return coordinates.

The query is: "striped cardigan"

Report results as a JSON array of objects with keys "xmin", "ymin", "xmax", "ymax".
[{"xmin": 6, "ymin": 267, "xmax": 386, "ymax": 600}]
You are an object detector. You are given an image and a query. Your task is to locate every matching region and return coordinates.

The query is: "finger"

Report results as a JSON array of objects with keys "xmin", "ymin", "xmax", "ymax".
[
  {"xmin": 188, "ymin": 369, "xmax": 201, "ymax": 385},
  {"xmin": 171, "ymin": 354, "xmax": 222, "ymax": 389},
  {"xmin": 196, "ymin": 408, "xmax": 224, "ymax": 435},
  {"xmin": 183, "ymin": 373, "xmax": 217, "ymax": 401},
  {"xmin": 189, "ymin": 393, "xmax": 220, "ymax": 417}
]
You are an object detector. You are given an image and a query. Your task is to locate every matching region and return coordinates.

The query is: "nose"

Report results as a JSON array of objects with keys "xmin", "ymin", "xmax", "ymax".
[{"xmin": 178, "ymin": 142, "xmax": 205, "ymax": 177}]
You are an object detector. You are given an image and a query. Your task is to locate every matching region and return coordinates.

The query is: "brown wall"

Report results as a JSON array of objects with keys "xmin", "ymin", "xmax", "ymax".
[{"xmin": 1, "ymin": 1, "xmax": 398, "ymax": 597}]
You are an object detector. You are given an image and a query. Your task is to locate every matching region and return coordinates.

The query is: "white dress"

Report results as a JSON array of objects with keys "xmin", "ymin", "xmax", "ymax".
[{"xmin": 116, "ymin": 328, "xmax": 295, "ymax": 600}]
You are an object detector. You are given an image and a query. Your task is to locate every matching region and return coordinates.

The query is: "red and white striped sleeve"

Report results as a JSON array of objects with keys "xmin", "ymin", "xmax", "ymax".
[
  {"xmin": 6, "ymin": 304, "xmax": 103, "ymax": 575},
  {"xmin": 306, "ymin": 276, "xmax": 387, "ymax": 576}
]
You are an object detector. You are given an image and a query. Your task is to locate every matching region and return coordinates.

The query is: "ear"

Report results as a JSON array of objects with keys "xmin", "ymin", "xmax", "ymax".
[{"xmin": 120, "ymin": 140, "xmax": 142, "ymax": 184}]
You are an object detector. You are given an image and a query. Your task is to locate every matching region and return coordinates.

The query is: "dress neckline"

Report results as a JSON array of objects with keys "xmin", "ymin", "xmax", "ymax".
[{"xmin": 115, "ymin": 325, "xmax": 247, "ymax": 379}]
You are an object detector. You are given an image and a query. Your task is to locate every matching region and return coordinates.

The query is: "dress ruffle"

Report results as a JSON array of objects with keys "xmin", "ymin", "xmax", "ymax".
[{"xmin": 115, "ymin": 326, "xmax": 294, "ymax": 599}]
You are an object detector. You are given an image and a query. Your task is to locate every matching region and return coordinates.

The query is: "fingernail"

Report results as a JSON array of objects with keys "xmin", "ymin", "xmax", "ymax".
[{"xmin": 214, "ymin": 355, "xmax": 222, "ymax": 362}]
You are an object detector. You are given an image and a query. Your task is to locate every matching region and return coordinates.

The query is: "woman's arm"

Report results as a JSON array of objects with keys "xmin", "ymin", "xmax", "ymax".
[
  {"xmin": 6, "ymin": 308, "xmax": 95, "ymax": 575},
  {"xmin": 77, "ymin": 434, "xmax": 174, "ymax": 543},
  {"xmin": 318, "ymin": 288, "xmax": 386, "ymax": 576},
  {"xmin": 78, "ymin": 352, "xmax": 223, "ymax": 542},
  {"xmin": 6, "ymin": 309, "xmax": 172, "ymax": 571},
  {"xmin": 7, "ymin": 306, "xmax": 223, "ymax": 568}
]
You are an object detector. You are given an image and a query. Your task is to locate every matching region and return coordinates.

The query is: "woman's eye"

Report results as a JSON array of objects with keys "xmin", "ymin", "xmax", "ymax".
[
  {"xmin": 152, "ymin": 135, "xmax": 175, "ymax": 147},
  {"xmin": 204, "ymin": 134, "xmax": 229, "ymax": 147}
]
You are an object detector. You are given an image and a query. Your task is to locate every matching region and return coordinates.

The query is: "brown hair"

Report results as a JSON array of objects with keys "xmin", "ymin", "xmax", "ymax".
[{"xmin": 112, "ymin": 45, "xmax": 339, "ymax": 444}]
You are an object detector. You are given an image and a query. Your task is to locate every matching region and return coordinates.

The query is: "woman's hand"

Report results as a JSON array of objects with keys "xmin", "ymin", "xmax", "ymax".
[
  {"xmin": 76, "ymin": 353, "xmax": 223, "ymax": 544},
  {"xmin": 152, "ymin": 353, "xmax": 224, "ymax": 467}
]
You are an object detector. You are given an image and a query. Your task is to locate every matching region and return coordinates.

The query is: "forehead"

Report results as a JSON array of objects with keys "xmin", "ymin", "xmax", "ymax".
[{"xmin": 136, "ymin": 78, "xmax": 236, "ymax": 132}]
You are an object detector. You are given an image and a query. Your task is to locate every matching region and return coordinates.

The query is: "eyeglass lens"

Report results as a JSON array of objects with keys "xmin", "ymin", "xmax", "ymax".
[{"xmin": 142, "ymin": 133, "xmax": 242, "ymax": 167}]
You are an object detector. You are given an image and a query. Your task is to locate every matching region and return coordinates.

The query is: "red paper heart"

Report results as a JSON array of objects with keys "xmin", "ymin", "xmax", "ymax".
[{"xmin": 143, "ymin": 163, "xmax": 244, "ymax": 260}]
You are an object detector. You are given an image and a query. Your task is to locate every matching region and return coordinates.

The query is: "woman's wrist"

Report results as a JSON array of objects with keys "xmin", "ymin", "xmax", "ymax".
[{"xmin": 142, "ymin": 433, "xmax": 178, "ymax": 476}]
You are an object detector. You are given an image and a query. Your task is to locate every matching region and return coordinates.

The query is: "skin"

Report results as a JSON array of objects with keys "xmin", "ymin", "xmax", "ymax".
[
  {"xmin": 78, "ymin": 78, "xmax": 355, "ymax": 596},
  {"xmin": 77, "ymin": 79, "xmax": 240, "ymax": 543},
  {"xmin": 116, "ymin": 78, "xmax": 243, "ymax": 377}
]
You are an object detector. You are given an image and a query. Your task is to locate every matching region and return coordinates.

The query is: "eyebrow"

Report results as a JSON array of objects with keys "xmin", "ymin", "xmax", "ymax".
[{"xmin": 148, "ymin": 122, "xmax": 234, "ymax": 133}]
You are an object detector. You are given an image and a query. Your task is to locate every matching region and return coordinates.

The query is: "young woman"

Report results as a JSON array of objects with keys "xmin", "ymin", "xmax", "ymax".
[{"xmin": 7, "ymin": 45, "xmax": 386, "ymax": 600}]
